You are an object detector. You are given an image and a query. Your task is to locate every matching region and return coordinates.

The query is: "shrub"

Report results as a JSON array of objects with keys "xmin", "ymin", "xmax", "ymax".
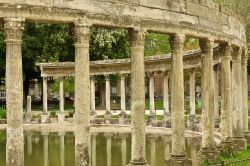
[
  {"xmin": 50, "ymin": 111, "xmax": 57, "ymax": 118},
  {"xmin": 0, "ymin": 107, "xmax": 6, "ymax": 119}
]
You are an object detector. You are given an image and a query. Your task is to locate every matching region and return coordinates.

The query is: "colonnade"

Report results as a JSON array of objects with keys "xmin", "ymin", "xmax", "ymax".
[{"xmin": 4, "ymin": 16, "xmax": 248, "ymax": 166}]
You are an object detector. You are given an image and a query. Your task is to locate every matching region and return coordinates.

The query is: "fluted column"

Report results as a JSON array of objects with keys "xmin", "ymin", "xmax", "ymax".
[
  {"xmin": 242, "ymin": 51, "xmax": 248, "ymax": 133},
  {"xmin": 90, "ymin": 76, "xmax": 96, "ymax": 115},
  {"xmin": 220, "ymin": 43, "xmax": 233, "ymax": 143},
  {"xmin": 74, "ymin": 20, "xmax": 91, "ymax": 166},
  {"xmin": 163, "ymin": 72, "xmax": 170, "ymax": 116},
  {"xmin": 120, "ymin": 74, "xmax": 126, "ymax": 124},
  {"xmin": 199, "ymin": 38, "xmax": 218, "ymax": 158},
  {"xmin": 169, "ymin": 34, "xmax": 186, "ymax": 162},
  {"xmin": 129, "ymin": 28, "xmax": 147, "ymax": 166},
  {"xmin": 149, "ymin": 73, "xmax": 155, "ymax": 114},
  {"xmin": 5, "ymin": 17, "xmax": 25, "ymax": 166},
  {"xmin": 232, "ymin": 47, "xmax": 247, "ymax": 150}
]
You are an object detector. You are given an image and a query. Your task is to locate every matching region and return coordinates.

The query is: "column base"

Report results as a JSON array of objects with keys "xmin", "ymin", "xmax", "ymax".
[
  {"xmin": 90, "ymin": 111, "xmax": 97, "ymax": 122},
  {"xmin": 128, "ymin": 161, "xmax": 148, "ymax": 166},
  {"xmin": 119, "ymin": 111, "xmax": 126, "ymax": 124},
  {"xmin": 58, "ymin": 112, "xmax": 64, "ymax": 123},
  {"xmin": 233, "ymin": 137, "xmax": 247, "ymax": 151},
  {"xmin": 41, "ymin": 114, "xmax": 49, "ymax": 123},
  {"xmin": 214, "ymin": 117, "xmax": 220, "ymax": 128},
  {"xmin": 244, "ymin": 131, "xmax": 250, "ymax": 144},
  {"xmin": 220, "ymin": 138, "xmax": 234, "ymax": 153},
  {"xmin": 147, "ymin": 113, "xmax": 155, "ymax": 126},
  {"xmin": 104, "ymin": 111, "xmax": 112, "ymax": 124},
  {"xmin": 197, "ymin": 147, "xmax": 220, "ymax": 165},
  {"xmin": 167, "ymin": 155, "xmax": 191, "ymax": 166},
  {"xmin": 25, "ymin": 111, "xmax": 33, "ymax": 123}
]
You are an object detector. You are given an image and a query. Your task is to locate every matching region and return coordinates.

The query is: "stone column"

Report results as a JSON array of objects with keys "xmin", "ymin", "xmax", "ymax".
[
  {"xmin": 105, "ymin": 133, "xmax": 112, "ymax": 166},
  {"xmin": 25, "ymin": 96, "xmax": 32, "ymax": 123},
  {"xmin": 90, "ymin": 76, "xmax": 96, "ymax": 115},
  {"xmin": 189, "ymin": 70, "xmax": 196, "ymax": 129},
  {"xmin": 34, "ymin": 79, "xmax": 40, "ymax": 97},
  {"xmin": 220, "ymin": 43, "xmax": 233, "ymax": 144},
  {"xmin": 169, "ymin": 34, "xmax": 187, "ymax": 164},
  {"xmin": 129, "ymin": 28, "xmax": 147, "ymax": 166},
  {"xmin": 214, "ymin": 66, "xmax": 220, "ymax": 127},
  {"xmin": 163, "ymin": 136, "xmax": 171, "ymax": 161},
  {"xmin": 105, "ymin": 75, "xmax": 111, "ymax": 124},
  {"xmin": 91, "ymin": 133, "xmax": 97, "ymax": 166},
  {"xmin": 4, "ymin": 17, "xmax": 25, "ymax": 166},
  {"xmin": 74, "ymin": 20, "xmax": 91, "ymax": 166},
  {"xmin": 58, "ymin": 77, "xmax": 64, "ymax": 123},
  {"xmin": 149, "ymin": 73, "xmax": 155, "ymax": 114},
  {"xmin": 59, "ymin": 132, "xmax": 65, "ymax": 166},
  {"xmin": 121, "ymin": 135, "xmax": 127, "ymax": 166},
  {"xmin": 242, "ymin": 51, "xmax": 249, "ymax": 135},
  {"xmin": 232, "ymin": 47, "xmax": 247, "ymax": 150},
  {"xmin": 199, "ymin": 38, "xmax": 218, "ymax": 160},
  {"xmin": 42, "ymin": 77, "xmax": 49, "ymax": 123},
  {"xmin": 163, "ymin": 72, "xmax": 170, "ymax": 116},
  {"xmin": 119, "ymin": 74, "xmax": 126, "ymax": 124}
]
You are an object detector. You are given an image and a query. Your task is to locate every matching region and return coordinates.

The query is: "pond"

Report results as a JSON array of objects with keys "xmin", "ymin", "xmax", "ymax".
[{"xmin": 0, "ymin": 130, "xmax": 201, "ymax": 166}]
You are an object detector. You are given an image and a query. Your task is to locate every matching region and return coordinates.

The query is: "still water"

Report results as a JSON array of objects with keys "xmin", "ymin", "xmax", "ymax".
[{"xmin": 0, "ymin": 131, "xmax": 201, "ymax": 166}]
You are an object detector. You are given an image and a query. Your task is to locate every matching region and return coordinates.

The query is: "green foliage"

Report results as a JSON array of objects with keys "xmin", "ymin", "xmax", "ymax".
[
  {"xmin": 50, "ymin": 111, "xmax": 57, "ymax": 118},
  {"xmin": 0, "ymin": 131, "xmax": 6, "ymax": 144},
  {"xmin": 145, "ymin": 33, "xmax": 170, "ymax": 56},
  {"xmin": 50, "ymin": 77, "xmax": 74, "ymax": 93},
  {"xmin": 0, "ymin": 107, "xmax": 6, "ymax": 119}
]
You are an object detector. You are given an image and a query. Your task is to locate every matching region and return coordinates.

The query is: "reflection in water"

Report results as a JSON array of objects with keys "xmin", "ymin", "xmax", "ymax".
[{"xmin": 0, "ymin": 130, "xmax": 201, "ymax": 166}]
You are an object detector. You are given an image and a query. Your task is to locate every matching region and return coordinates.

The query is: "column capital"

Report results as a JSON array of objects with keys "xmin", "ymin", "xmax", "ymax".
[
  {"xmin": 242, "ymin": 49, "xmax": 248, "ymax": 64},
  {"xmin": 90, "ymin": 75, "xmax": 95, "ymax": 81},
  {"xmin": 4, "ymin": 17, "xmax": 25, "ymax": 42},
  {"xmin": 163, "ymin": 71, "xmax": 170, "ymax": 77},
  {"xmin": 120, "ymin": 74, "xmax": 126, "ymax": 80},
  {"xmin": 232, "ymin": 47, "xmax": 242, "ymax": 62},
  {"xmin": 169, "ymin": 33, "xmax": 185, "ymax": 52},
  {"xmin": 147, "ymin": 72, "xmax": 155, "ymax": 77},
  {"xmin": 128, "ymin": 27, "xmax": 146, "ymax": 47},
  {"xmin": 74, "ymin": 19, "xmax": 91, "ymax": 47},
  {"xmin": 200, "ymin": 38, "xmax": 214, "ymax": 53},
  {"xmin": 43, "ymin": 77, "xmax": 48, "ymax": 81},
  {"xmin": 104, "ymin": 75, "xmax": 110, "ymax": 81}
]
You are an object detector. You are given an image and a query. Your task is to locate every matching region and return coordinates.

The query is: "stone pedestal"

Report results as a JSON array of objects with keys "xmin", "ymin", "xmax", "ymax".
[
  {"xmin": 41, "ymin": 114, "xmax": 49, "ymax": 123},
  {"xmin": 244, "ymin": 132, "xmax": 250, "ymax": 143},
  {"xmin": 198, "ymin": 147, "xmax": 219, "ymax": 165},
  {"xmin": 168, "ymin": 156, "xmax": 191, "ymax": 166},
  {"xmin": 58, "ymin": 112, "xmax": 64, "ymax": 123},
  {"xmin": 233, "ymin": 137, "xmax": 247, "ymax": 151},
  {"xmin": 119, "ymin": 111, "xmax": 126, "ymax": 124}
]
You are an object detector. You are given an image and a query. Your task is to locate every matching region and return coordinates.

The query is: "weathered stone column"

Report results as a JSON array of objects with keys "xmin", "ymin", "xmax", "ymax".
[
  {"xmin": 42, "ymin": 77, "xmax": 49, "ymax": 123},
  {"xmin": 74, "ymin": 20, "xmax": 91, "ymax": 166},
  {"xmin": 119, "ymin": 74, "xmax": 126, "ymax": 124},
  {"xmin": 169, "ymin": 33, "xmax": 187, "ymax": 164},
  {"xmin": 199, "ymin": 38, "xmax": 218, "ymax": 160},
  {"xmin": 163, "ymin": 136, "xmax": 171, "ymax": 161},
  {"xmin": 149, "ymin": 73, "xmax": 155, "ymax": 114},
  {"xmin": 214, "ymin": 66, "xmax": 220, "ymax": 127},
  {"xmin": 91, "ymin": 133, "xmax": 97, "ymax": 166},
  {"xmin": 220, "ymin": 43, "xmax": 233, "ymax": 144},
  {"xmin": 163, "ymin": 72, "xmax": 170, "ymax": 116},
  {"xmin": 189, "ymin": 69, "xmax": 196, "ymax": 130},
  {"xmin": 59, "ymin": 132, "xmax": 65, "ymax": 166},
  {"xmin": 232, "ymin": 47, "xmax": 247, "ymax": 150},
  {"xmin": 105, "ymin": 75, "xmax": 111, "ymax": 124},
  {"xmin": 129, "ymin": 28, "xmax": 147, "ymax": 166},
  {"xmin": 4, "ymin": 17, "xmax": 24, "ymax": 166},
  {"xmin": 242, "ymin": 51, "xmax": 249, "ymax": 135},
  {"xmin": 25, "ymin": 95, "xmax": 32, "ymax": 123},
  {"xmin": 34, "ymin": 79, "xmax": 40, "ymax": 97},
  {"xmin": 90, "ymin": 76, "xmax": 96, "ymax": 115},
  {"xmin": 58, "ymin": 77, "xmax": 65, "ymax": 123}
]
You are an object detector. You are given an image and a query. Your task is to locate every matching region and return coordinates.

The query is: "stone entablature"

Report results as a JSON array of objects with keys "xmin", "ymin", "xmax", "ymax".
[
  {"xmin": 0, "ymin": 0, "xmax": 246, "ymax": 47},
  {"xmin": 39, "ymin": 49, "xmax": 221, "ymax": 78}
]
